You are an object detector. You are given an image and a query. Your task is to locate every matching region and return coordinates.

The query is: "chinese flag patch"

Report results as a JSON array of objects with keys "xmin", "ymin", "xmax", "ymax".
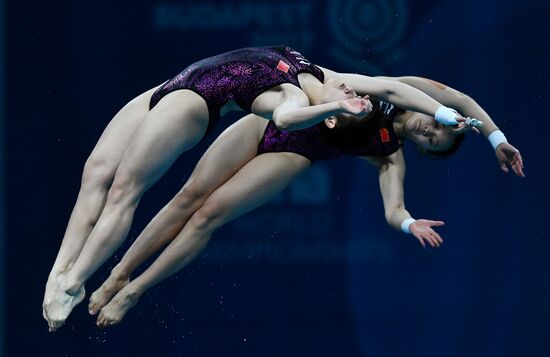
[
  {"xmin": 380, "ymin": 128, "xmax": 390, "ymax": 143},
  {"xmin": 276, "ymin": 60, "xmax": 290, "ymax": 73}
]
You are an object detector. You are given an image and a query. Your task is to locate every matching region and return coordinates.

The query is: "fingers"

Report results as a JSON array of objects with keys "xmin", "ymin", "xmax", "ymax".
[
  {"xmin": 426, "ymin": 232, "xmax": 441, "ymax": 248},
  {"xmin": 500, "ymin": 160, "xmax": 509, "ymax": 174},
  {"xmin": 416, "ymin": 236, "xmax": 426, "ymax": 248},
  {"xmin": 454, "ymin": 122, "xmax": 480, "ymax": 135},
  {"xmin": 415, "ymin": 234, "xmax": 443, "ymax": 248},
  {"xmin": 432, "ymin": 231, "xmax": 444, "ymax": 245},
  {"xmin": 511, "ymin": 160, "xmax": 523, "ymax": 177},
  {"xmin": 421, "ymin": 235, "xmax": 440, "ymax": 248},
  {"xmin": 427, "ymin": 220, "xmax": 445, "ymax": 227},
  {"xmin": 516, "ymin": 151, "xmax": 524, "ymax": 168},
  {"xmin": 513, "ymin": 152, "xmax": 525, "ymax": 177},
  {"xmin": 455, "ymin": 122, "xmax": 480, "ymax": 134}
]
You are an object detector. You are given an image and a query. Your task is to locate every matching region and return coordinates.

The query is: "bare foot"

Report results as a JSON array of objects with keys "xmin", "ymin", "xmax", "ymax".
[
  {"xmin": 89, "ymin": 273, "xmax": 130, "ymax": 315},
  {"xmin": 43, "ymin": 272, "xmax": 62, "ymax": 320},
  {"xmin": 96, "ymin": 288, "xmax": 141, "ymax": 328},
  {"xmin": 44, "ymin": 280, "xmax": 86, "ymax": 332}
]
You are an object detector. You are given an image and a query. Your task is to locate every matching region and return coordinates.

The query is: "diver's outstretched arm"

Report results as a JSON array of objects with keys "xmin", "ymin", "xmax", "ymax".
[
  {"xmin": 361, "ymin": 150, "xmax": 444, "ymax": 248},
  {"xmin": 318, "ymin": 66, "xmax": 461, "ymax": 122},
  {"xmin": 376, "ymin": 76, "xmax": 525, "ymax": 177},
  {"xmin": 377, "ymin": 76, "xmax": 497, "ymax": 135}
]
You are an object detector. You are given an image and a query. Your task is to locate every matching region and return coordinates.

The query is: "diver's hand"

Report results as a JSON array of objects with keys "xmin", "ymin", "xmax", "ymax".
[
  {"xmin": 410, "ymin": 219, "xmax": 444, "ymax": 248},
  {"xmin": 495, "ymin": 142, "xmax": 525, "ymax": 177},
  {"xmin": 339, "ymin": 96, "xmax": 373, "ymax": 116},
  {"xmin": 435, "ymin": 106, "xmax": 465, "ymax": 126},
  {"xmin": 452, "ymin": 120, "xmax": 481, "ymax": 135}
]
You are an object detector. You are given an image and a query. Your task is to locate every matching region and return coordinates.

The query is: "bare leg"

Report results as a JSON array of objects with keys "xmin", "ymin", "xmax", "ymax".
[
  {"xmin": 97, "ymin": 152, "xmax": 311, "ymax": 327},
  {"xmin": 43, "ymin": 85, "xmax": 160, "ymax": 331},
  {"xmin": 46, "ymin": 89, "xmax": 210, "ymax": 330},
  {"xmin": 88, "ymin": 115, "xmax": 268, "ymax": 314}
]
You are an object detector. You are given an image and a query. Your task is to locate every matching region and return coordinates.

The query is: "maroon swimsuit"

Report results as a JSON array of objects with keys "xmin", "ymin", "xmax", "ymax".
[
  {"xmin": 258, "ymin": 100, "xmax": 403, "ymax": 161},
  {"xmin": 149, "ymin": 45, "xmax": 324, "ymax": 134}
]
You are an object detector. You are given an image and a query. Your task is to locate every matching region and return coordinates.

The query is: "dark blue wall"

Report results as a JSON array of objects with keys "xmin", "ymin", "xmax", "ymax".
[{"xmin": 5, "ymin": 0, "xmax": 549, "ymax": 356}]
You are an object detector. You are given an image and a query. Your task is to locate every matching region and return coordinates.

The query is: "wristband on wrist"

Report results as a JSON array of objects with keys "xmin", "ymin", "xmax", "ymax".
[
  {"xmin": 434, "ymin": 106, "xmax": 459, "ymax": 126},
  {"xmin": 488, "ymin": 130, "xmax": 508, "ymax": 150},
  {"xmin": 401, "ymin": 218, "xmax": 416, "ymax": 234}
]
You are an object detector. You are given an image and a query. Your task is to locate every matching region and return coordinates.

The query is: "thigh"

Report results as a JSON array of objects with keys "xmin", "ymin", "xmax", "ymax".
[
  {"xmin": 114, "ymin": 89, "xmax": 210, "ymax": 188},
  {"xmin": 184, "ymin": 114, "xmax": 269, "ymax": 195},
  {"xmin": 88, "ymin": 85, "xmax": 162, "ymax": 169},
  {"xmin": 198, "ymin": 152, "xmax": 311, "ymax": 228}
]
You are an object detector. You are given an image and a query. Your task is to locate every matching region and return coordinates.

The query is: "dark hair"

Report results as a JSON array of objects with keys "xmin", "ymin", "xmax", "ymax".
[
  {"xmin": 318, "ymin": 114, "xmax": 378, "ymax": 150},
  {"xmin": 318, "ymin": 99, "xmax": 402, "ymax": 150},
  {"xmin": 423, "ymin": 132, "xmax": 466, "ymax": 158}
]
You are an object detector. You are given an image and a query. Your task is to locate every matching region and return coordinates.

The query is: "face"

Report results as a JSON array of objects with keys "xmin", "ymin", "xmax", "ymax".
[
  {"xmin": 320, "ymin": 78, "xmax": 358, "ymax": 103},
  {"xmin": 406, "ymin": 113, "xmax": 457, "ymax": 151}
]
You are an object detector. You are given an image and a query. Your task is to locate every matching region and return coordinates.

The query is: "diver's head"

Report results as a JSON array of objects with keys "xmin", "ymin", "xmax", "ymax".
[{"xmin": 404, "ymin": 113, "xmax": 467, "ymax": 157}]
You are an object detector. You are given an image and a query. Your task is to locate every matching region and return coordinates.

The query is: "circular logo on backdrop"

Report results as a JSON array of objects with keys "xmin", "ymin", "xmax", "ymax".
[{"xmin": 327, "ymin": 0, "xmax": 408, "ymax": 74}]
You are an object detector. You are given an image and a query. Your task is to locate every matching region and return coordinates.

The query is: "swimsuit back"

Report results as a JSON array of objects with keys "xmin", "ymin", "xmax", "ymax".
[
  {"xmin": 149, "ymin": 46, "xmax": 324, "ymax": 134},
  {"xmin": 258, "ymin": 100, "xmax": 403, "ymax": 161}
]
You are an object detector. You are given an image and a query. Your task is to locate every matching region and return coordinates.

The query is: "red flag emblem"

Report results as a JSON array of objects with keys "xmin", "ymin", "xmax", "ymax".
[
  {"xmin": 276, "ymin": 60, "xmax": 290, "ymax": 73},
  {"xmin": 380, "ymin": 128, "xmax": 390, "ymax": 143}
]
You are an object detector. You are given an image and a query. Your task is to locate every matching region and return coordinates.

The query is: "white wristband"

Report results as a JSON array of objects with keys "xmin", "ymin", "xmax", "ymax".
[
  {"xmin": 488, "ymin": 130, "xmax": 508, "ymax": 150},
  {"xmin": 401, "ymin": 218, "xmax": 416, "ymax": 234},
  {"xmin": 434, "ymin": 106, "xmax": 459, "ymax": 126}
]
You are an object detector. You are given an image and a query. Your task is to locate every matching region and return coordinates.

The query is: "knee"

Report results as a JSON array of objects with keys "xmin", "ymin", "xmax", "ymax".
[
  {"xmin": 171, "ymin": 182, "xmax": 210, "ymax": 211},
  {"xmin": 106, "ymin": 172, "xmax": 142, "ymax": 207},
  {"xmin": 82, "ymin": 156, "xmax": 115, "ymax": 190},
  {"xmin": 189, "ymin": 203, "xmax": 224, "ymax": 232}
]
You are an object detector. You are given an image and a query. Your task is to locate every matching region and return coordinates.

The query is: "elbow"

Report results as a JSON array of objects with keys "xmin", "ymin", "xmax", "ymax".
[
  {"xmin": 456, "ymin": 91, "xmax": 470, "ymax": 101},
  {"xmin": 458, "ymin": 92, "xmax": 476, "ymax": 106},
  {"xmin": 448, "ymin": 88, "xmax": 474, "ymax": 108},
  {"xmin": 272, "ymin": 115, "xmax": 291, "ymax": 131},
  {"xmin": 384, "ymin": 211, "xmax": 393, "ymax": 224}
]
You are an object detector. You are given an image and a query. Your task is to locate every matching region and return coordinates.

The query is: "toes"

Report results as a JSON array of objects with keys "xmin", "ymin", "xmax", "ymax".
[
  {"xmin": 55, "ymin": 319, "xmax": 64, "ymax": 330},
  {"xmin": 96, "ymin": 309, "xmax": 118, "ymax": 329},
  {"xmin": 89, "ymin": 293, "xmax": 105, "ymax": 315},
  {"xmin": 96, "ymin": 311, "xmax": 106, "ymax": 328},
  {"xmin": 43, "ymin": 306, "xmax": 49, "ymax": 321},
  {"xmin": 48, "ymin": 319, "xmax": 64, "ymax": 332},
  {"xmin": 88, "ymin": 299, "xmax": 98, "ymax": 315}
]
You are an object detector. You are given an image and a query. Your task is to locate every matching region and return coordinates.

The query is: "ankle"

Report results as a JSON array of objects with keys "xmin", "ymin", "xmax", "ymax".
[
  {"xmin": 63, "ymin": 275, "xmax": 84, "ymax": 295},
  {"xmin": 111, "ymin": 264, "xmax": 131, "ymax": 281},
  {"xmin": 51, "ymin": 261, "xmax": 75, "ymax": 277}
]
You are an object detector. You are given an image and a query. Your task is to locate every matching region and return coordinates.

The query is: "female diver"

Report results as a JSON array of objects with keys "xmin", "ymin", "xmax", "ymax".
[
  {"xmin": 43, "ymin": 46, "xmax": 468, "ymax": 331},
  {"xmin": 71, "ymin": 77, "xmax": 522, "ymax": 328}
]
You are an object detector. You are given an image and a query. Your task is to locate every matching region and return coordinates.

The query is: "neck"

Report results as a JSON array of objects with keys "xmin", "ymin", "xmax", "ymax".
[
  {"xmin": 297, "ymin": 73, "xmax": 325, "ymax": 105},
  {"xmin": 392, "ymin": 110, "xmax": 414, "ymax": 141}
]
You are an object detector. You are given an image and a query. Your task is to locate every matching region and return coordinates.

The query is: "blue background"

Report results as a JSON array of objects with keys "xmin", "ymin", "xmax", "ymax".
[{"xmin": 4, "ymin": 0, "xmax": 549, "ymax": 356}]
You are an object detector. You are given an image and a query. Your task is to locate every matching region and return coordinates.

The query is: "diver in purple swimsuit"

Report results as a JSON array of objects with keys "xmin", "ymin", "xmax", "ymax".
[
  {"xmin": 149, "ymin": 46, "xmax": 327, "ymax": 134},
  {"xmin": 89, "ymin": 76, "xmax": 523, "ymax": 327},
  {"xmin": 43, "ymin": 46, "xmax": 478, "ymax": 331},
  {"xmin": 258, "ymin": 99, "xmax": 403, "ymax": 161}
]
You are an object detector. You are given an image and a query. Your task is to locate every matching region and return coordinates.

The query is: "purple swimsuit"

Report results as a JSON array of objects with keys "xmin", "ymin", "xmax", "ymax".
[
  {"xmin": 258, "ymin": 100, "xmax": 403, "ymax": 161},
  {"xmin": 149, "ymin": 45, "xmax": 324, "ymax": 134}
]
